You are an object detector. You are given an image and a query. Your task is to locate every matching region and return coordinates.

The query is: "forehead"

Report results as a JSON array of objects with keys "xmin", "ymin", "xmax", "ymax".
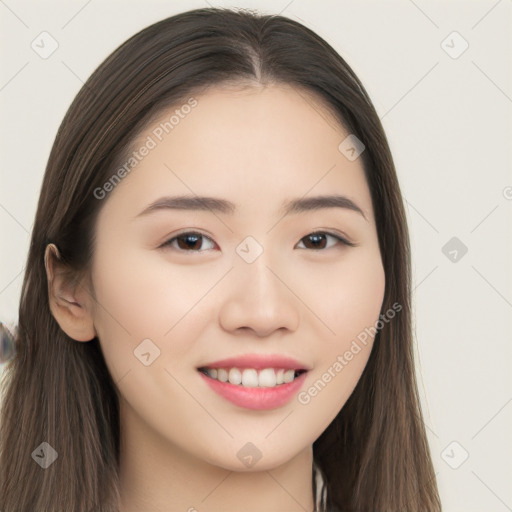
[
  {"xmin": 143, "ymin": 82, "xmax": 346, "ymax": 153},
  {"xmin": 100, "ymin": 83, "xmax": 374, "ymax": 222}
]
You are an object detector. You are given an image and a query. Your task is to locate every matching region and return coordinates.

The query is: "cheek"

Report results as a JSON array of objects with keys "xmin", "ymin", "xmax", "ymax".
[
  {"xmin": 91, "ymin": 243, "xmax": 215, "ymax": 335},
  {"xmin": 89, "ymin": 243, "xmax": 225, "ymax": 378},
  {"xmin": 293, "ymin": 247, "xmax": 385, "ymax": 420},
  {"xmin": 300, "ymin": 247, "xmax": 386, "ymax": 342}
]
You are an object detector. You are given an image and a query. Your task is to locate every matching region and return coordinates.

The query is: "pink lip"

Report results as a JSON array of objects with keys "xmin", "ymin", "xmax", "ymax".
[
  {"xmin": 198, "ymin": 353, "xmax": 310, "ymax": 371},
  {"xmin": 198, "ymin": 371, "xmax": 308, "ymax": 410}
]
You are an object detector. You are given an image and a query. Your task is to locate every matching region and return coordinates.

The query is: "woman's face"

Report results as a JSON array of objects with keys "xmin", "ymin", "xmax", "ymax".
[{"xmin": 89, "ymin": 83, "xmax": 385, "ymax": 471}]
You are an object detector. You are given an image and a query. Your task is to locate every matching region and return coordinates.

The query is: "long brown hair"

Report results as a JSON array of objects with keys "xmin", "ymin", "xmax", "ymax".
[{"xmin": 0, "ymin": 7, "xmax": 441, "ymax": 511}]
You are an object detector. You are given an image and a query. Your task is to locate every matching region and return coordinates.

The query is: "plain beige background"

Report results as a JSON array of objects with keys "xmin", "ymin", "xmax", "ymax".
[{"xmin": 1, "ymin": 1, "xmax": 511, "ymax": 510}]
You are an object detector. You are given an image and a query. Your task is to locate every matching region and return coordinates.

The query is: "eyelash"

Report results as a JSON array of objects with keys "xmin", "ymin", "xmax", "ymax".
[{"xmin": 160, "ymin": 230, "xmax": 357, "ymax": 252}]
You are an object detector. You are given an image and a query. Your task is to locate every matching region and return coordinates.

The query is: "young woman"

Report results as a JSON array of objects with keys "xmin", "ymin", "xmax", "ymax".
[{"xmin": 0, "ymin": 7, "xmax": 442, "ymax": 511}]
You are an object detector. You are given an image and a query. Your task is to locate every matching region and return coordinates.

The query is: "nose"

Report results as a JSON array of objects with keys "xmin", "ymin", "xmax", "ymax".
[{"xmin": 218, "ymin": 252, "xmax": 300, "ymax": 338}]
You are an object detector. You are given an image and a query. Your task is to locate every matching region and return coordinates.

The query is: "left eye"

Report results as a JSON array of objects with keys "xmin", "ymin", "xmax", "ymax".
[
  {"xmin": 161, "ymin": 230, "xmax": 354, "ymax": 252},
  {"xmin": 296, "ymin": 231, "xmax": 354, "ymax": 250}
]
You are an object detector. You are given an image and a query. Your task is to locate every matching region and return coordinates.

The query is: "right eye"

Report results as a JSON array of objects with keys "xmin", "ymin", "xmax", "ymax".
[{"xmin": 160, "ymin": 231, "xmax": 217, "ymax": 252}]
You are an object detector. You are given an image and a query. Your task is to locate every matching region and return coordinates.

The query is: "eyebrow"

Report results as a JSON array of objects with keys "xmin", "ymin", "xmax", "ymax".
[{"xmin": 136, "ymin": 194, "xmax": 368, "ymax": 221}]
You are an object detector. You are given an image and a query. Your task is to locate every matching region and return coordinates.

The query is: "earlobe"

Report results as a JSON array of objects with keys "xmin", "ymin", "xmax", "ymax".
[{"xmin": 44, "ymin": 243, "xmax": 97, "ymax": 342}]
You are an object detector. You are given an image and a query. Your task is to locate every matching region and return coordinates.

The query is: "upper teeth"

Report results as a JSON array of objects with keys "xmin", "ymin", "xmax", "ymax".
[{"xmin": 203, "ymin": 367, "xmax": 298, "ymax": 387}]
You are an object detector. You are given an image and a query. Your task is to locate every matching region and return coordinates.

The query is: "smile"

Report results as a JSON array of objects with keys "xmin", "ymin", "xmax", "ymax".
[
  {"xmin": 198, "ymin": 367, "xmax": 307, "ymax": 388},
  {"xmin": 197, "ymin": 367, "xmax": 309, "ymax": 410}
]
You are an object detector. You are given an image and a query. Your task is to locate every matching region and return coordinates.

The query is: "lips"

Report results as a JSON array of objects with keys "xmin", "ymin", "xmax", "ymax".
[
  {"xmin": 197, "ymin": 353, "xmax": 310, "ymax": 371},
  {"xmin": 197, "ymin": 354, "xmax": 309, "ymax": 388},
  {"xmin": 196, "ymin": 353, "xmax": 311, "ymax": 410}
]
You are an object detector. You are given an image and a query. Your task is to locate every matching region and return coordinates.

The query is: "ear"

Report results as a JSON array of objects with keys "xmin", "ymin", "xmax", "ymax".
[{"xmin": 44, "ymin": 243, "xmax": 97, "ymax": 342}]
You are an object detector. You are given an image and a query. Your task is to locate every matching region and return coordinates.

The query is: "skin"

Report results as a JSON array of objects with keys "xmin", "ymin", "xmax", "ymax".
[{"xmin": 46, "ymin": 83, "xmax": 385, "ymax": 512}]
